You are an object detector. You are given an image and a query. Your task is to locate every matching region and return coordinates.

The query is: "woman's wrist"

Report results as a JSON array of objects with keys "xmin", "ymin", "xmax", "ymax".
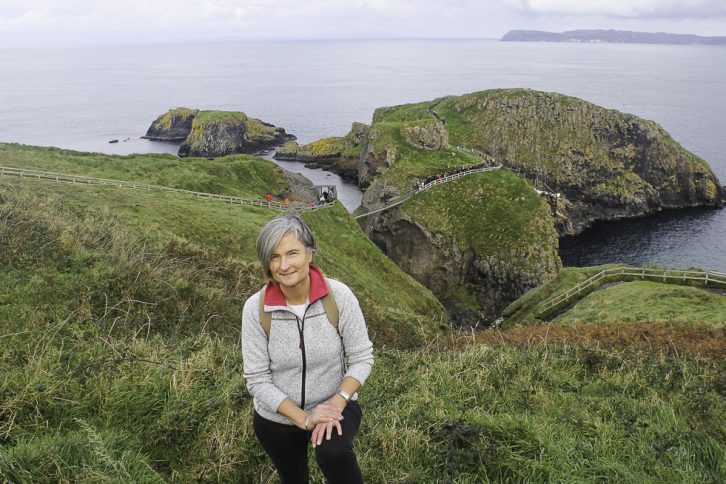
[
  {"xmin": 329, "ymin": 393, "xmax": 348, "ymax": 410},
  {"xmin": 298, "ymin": 412, "xmax": 311, "ymax": 430}
]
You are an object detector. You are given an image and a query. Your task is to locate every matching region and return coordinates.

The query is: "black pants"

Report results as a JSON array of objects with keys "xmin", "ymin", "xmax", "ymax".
[{"xmin": 253, "ymin": 401, "xmax": 364, "ymax": 484}]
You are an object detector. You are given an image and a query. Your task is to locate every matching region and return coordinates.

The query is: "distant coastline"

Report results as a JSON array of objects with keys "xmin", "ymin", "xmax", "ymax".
[{"xmin": 501, "ymin": 29, "xmax": 726, "ymax": 45}]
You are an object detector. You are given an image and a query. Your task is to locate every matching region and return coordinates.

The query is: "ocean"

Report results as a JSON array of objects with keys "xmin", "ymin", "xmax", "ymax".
[{"xmin": 1, "ymin": 39, "xmax": 725, "ymax": 271}]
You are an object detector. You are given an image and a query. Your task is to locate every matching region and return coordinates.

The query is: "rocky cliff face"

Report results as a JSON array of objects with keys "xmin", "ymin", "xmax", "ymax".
[
  {"xmin": 145, "ymin": 109, "xmax": 294, "ymax": 158},
  {"xmin": 426, "ymin": 89, "xmax": 723, "ymax": 235},
  {"xmin": 354, "ymin": 88, "xmax": 723, "ymax": 325},
  {"xmin": 143, "ymin": 108, "xmax": 199, "ymax": 140},
  {"xmin": 401, "ymin": 121, "xmax": 449, "ymax": 150},
  {"xmin": 362, "ymin": 170, "xmax": 561, "ymax": 327},
  {"xmin": 358, "ymin": 127, "xmax": 399, "ymax": 190},
  {"xmin": 273, "ymin": 122, "xmax": 369, "ymax": 183}
]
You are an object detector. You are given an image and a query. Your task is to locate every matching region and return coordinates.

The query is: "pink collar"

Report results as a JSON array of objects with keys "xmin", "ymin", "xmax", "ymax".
[{"xmin": 263, "ymin": 264, "xmax": 328, "ymax": 306}]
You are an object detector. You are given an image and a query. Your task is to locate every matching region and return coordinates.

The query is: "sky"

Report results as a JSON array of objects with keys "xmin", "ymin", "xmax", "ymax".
[{"xmin": 1, "ymin": 0, "xmax": 725, "ymax": 48}]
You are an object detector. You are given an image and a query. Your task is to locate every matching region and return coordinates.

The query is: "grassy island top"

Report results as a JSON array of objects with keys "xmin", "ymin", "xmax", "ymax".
[
  {"xmin": 403, "ymin": 168, "xmax": 555, "ymax": 266},
  {"xmin": 372, "ymin": 88, "xmax": 721, "ymax": 203},
  {"xmin": 367, "ymin": 120, "xmax": 483, "ymax": 190}
]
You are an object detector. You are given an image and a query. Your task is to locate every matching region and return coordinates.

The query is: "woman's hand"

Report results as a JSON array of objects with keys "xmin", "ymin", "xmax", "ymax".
[
  {"xmin": 311, "ymin": 420, "xmax": 342, "ymax": 448},
  {"xmin": 309, "ymin": 403, "xmax": 344, "ymax": 427}
]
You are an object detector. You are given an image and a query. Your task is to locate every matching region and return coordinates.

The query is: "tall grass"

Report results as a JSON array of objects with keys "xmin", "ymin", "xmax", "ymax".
[
  {"xmin": 2, "ymin": 145, "xmax": 724, "ymax": 482},
  {"xmin": 2, "ymin": 324, "xmax": 723, "ymax": 482}
]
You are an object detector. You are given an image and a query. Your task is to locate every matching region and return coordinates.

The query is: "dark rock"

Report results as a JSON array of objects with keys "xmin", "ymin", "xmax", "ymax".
[
  {"xmin": 143, "ymin": 107, "xmax": 198, "ymax": 141},
  {"xmin": 273, "ymin": 122, "xmax": 369, "ymax": 184},
  {"xmin": 177, "ymin": 111, "xmax": 295, "ymax": 158}
]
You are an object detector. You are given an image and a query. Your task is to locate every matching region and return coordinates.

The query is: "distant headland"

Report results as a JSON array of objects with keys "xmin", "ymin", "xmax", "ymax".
[{"xmin": 501, "ymin": 29, "xmax": 726, "ymax": 45}]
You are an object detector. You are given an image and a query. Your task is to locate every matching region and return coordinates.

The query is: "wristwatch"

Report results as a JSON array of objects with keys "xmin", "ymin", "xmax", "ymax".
[{"xmin": 337, "ymin": 390, "xmax": 351, "ymax": 402}]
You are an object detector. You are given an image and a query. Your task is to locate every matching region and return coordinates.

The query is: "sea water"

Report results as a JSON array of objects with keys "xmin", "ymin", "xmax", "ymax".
[{"xmin": 1, "ymin": 39, "xmax": 724, "ymax": 270}]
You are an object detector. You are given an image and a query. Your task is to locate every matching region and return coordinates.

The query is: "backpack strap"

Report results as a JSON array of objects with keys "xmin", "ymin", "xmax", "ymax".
[
  {"xmin": 259, "ymin": 286, "xmax": 272, "ymax": 338},
  {"xmin": 258, "ymin": 278, "xmax": 339, "ymax": 339},
  {"xmin": 321, "ymin": 278, "xmax": 339, "ymax": 329}
]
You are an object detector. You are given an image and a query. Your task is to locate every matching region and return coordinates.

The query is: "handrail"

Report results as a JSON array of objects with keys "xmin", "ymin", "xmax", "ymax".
[
  {"xmin": 353, "ymin": 165, "xmax": 501, "ymax": 219},
  {"xmin": 537, "ymin": 266, "xmax": 726, "ymax": 318},
  {"xmin": 0, "ymin": 165, "xmax": 333, "ymax": 213}
]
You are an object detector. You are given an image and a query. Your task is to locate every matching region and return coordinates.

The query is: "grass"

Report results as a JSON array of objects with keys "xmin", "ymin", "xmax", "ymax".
[
  {"xmin": 502, "ymin": 264, "xmax": 726, "ymax": 328},
  {"xmin": 0, "ymin": 144, "xmax": 446, "ymax": 345},
  {"xmin": 1, "ymin": 145, "xmax": 725, "ymax": 482},
  {"xmin": 554, "ymin": 281, "xmax": 726, "ymax": 327},
  {"xmin": 1, "ymin": 326, "xmax": 723, "ymax": 482},
  {"xmin": 402, "ymin": 169, "xmax": 558, "ymax": 266},
  {"xmin": 0, "ymin": 143, "xmax": 288, "ymax": 198}
]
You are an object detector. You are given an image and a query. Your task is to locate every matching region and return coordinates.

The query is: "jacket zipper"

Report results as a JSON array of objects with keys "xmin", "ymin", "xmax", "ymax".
[{"xmin": 296, "ymin": 305, "xmax": 311, "ymax": 409}]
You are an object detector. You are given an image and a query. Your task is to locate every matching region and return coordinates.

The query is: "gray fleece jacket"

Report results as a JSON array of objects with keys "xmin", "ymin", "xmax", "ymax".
[{"xmin": 241, "ymin": 269, "xmax": 374, "ymax": 425}]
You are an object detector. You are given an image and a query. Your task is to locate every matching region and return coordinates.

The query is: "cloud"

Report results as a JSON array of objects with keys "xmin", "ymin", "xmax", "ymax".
[
  {"xmin": 0, "ymin": 0, "xmax": 478, "ymax": 39},
  {"xmin": 0, "ymin": 0, "xmax": 723, "ymax": 46},
  {"xmin": 499, "ymin": 0, "xmax": 726, "ymax": 19}
]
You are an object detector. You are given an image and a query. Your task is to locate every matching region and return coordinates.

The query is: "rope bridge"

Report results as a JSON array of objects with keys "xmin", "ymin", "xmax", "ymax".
[{"xmin": 353, "ymin": 164, "xmax": 502, "ymax": 219}]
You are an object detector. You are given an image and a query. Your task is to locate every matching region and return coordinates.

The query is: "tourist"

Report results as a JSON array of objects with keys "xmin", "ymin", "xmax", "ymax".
[
  {"xmin": 266, "ymin": 192, "xmax": 272, "ymax": 208},
  {"xmin": 241, "ymin": 214, "xmax": 373, "ymax": 483},
  {"xmin": 283, "ymin": 197, "xmax": 290, "ymax": 208}
]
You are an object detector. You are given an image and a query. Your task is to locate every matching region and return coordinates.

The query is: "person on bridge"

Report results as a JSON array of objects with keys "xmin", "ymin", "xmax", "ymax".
[
  {"xmin": 284, "ymin": 197, "xmax": 290, "ymax": 208},
  {"xmin": 241, "ymin": 214, "xmax": 373, "ymax": 484},
  {"xmin": 266, "ymin": 192, "xmax": 272, "ymax": 208}
]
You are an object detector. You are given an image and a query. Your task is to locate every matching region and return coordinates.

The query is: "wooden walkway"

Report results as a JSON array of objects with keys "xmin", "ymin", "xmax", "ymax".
[
  {"xmin": 0, "ymin": 166, "xmax": 333, "ymax": 213},
  {"xmin": 537, "ymin": 266, "xmax": 726, "ymax": 318}
]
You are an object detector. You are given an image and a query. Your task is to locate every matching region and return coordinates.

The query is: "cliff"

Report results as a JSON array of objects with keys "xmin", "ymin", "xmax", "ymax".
[
  {"xmin": 273, "ymin": 122, "xmax": 369, "ymax": 183},
  {"xmin": 353, "ymin": 115, "xmax": 560, "ymax": 326},
  {"xmin": 374, "ymin": 89, "xmax": 723, "ymax": 236},
  {"xmin": 501, "ymin": 29, "xmax": 726, "ymax": 45},
  {"xmin": 144, "ymin": 108, "xmax": 295, "ymax": 157},
  {"xmin": 142, "ymin": 107, "xmax": 199, "ymax": 140},
  {"xmin": 350, "ymin": 88, "xmax": 723, "ymax": 324}
]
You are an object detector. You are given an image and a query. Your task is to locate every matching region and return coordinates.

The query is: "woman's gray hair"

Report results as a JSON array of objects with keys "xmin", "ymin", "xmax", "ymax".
[{"xmin": 256, "ymin": 213, "xmax": 317, "ymax": 278}]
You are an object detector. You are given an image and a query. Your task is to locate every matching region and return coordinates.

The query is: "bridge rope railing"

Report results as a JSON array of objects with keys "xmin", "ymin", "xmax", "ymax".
[
  {"xmin": 353, "ymin": 164, "xmax": 502, "ymax": 219},
  {"xmin": 537, "ymin": 266, "xmax": 726, "ymax": 318},
  {"xmin": 0, "ymin": 165, "xmax": 335, "ymax": 213}
]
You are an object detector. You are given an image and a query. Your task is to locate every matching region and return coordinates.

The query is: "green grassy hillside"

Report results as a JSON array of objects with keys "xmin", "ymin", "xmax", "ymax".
[
  {"xmin": 1, "ymin": 326, "xmax": 722, "ymax": 482},
  {"xmin": 371, "ymin": 89, "xmax": 723, "ymax": 238},
  {"xmin": 0, "ymin": 144, "xmax": 446, "ymax": 346},
  {"xmin": 359, "ymin": 110, "xmax": 560, "ymax": 324},
  {"xmin": 0, "ymin": 142, "xmax": 287, "ymax": 197},
  {"xmin": 503, "ymin": 264, "xmax": 726, "ymax": 328},
  {"xmin": 1, "ymin": 144, "xmax": 724, "ymax": 482}
]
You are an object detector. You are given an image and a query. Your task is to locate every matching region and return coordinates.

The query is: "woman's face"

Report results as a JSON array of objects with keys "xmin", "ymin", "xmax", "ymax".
[{"xmin": 269, "ymin": 233, "xmax": 313, "ymax": 291}]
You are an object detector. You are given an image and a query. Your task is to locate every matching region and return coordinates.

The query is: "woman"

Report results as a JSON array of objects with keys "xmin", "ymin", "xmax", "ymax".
[{"xmin": 241, "ymin": 213, "xmax": 374, "ymax": 483}]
